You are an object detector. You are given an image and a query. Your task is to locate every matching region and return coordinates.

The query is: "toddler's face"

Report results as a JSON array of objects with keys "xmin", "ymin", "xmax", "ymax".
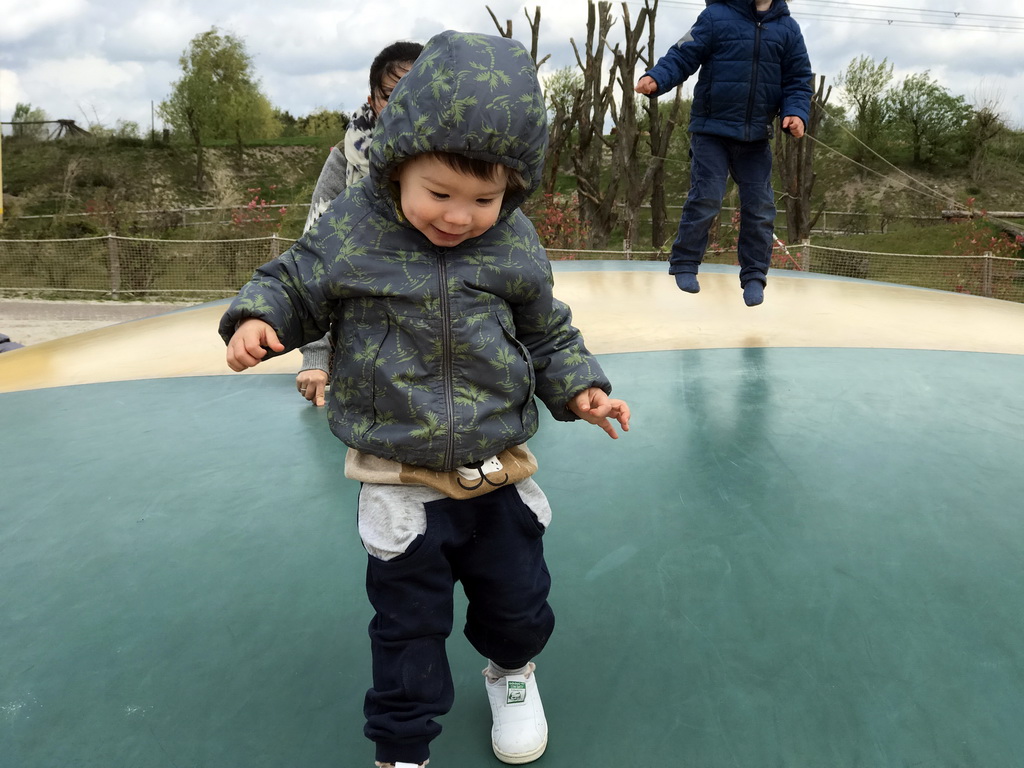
[{"xmin": 396, "ymin": 155, "xmax": 507, "ymax": 248}]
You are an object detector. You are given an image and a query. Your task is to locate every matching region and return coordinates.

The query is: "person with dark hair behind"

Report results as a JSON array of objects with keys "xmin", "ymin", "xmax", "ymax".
[{"xmin": 297, "ymin": 40, "xmax": 425, "ymax": 406}]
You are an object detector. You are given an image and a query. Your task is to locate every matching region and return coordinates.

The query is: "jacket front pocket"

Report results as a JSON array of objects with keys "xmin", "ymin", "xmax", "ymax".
[
  {"xmin": 334, "ymin": 319, "xmax": 391, "ymax": 437},
  {"xmin": 495, "ymin": 313, "xmax": 537, "ymax": 433}
]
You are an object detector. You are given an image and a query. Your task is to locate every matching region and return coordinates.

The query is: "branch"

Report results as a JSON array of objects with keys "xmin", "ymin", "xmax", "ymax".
[{"xmin": 485, "ymin": 6, "xmax": 512, "ymax": 37}]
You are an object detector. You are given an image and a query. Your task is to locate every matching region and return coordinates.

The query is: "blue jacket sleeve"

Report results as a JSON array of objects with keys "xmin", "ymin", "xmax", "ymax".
[
  {"xmin": 780, "ymin": 24, "xmax": 813, "ymax": 125},
  {"xmin": 644, "ymin": 13, "xmax": 713, "ymax": 94}
]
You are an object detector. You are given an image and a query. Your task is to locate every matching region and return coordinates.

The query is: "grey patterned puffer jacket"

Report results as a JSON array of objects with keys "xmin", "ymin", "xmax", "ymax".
[{"xmin": 220, "ymin": 30, "xmax": 611, "ymax": 472}]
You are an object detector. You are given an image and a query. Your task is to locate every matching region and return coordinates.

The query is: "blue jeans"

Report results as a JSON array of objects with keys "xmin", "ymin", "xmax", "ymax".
[{"xmin": 669, "ymin": 132, "xmax": 776, "ymax": 286}]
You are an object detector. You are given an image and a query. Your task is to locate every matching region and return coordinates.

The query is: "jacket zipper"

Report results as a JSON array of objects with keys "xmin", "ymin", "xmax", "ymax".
[
  {"xmin": 745, "ymin": 19, "xmax": 763, "ymax": 141},
  {"xmin": 437, "ymin": 255, "xmax": 456, "ymax": 469}
]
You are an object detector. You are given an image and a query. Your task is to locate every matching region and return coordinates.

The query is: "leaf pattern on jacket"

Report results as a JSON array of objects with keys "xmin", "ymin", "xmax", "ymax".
[{"xmin": 219, "ymin": 30, "xmax": 611, "ymax": 471}]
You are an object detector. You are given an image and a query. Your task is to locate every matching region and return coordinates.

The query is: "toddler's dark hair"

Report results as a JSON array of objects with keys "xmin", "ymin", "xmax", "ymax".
[
  {"xmin": 426, "ymin": 152, "xmax": 528, "ymax": 197},
  {"xmin": 369, "ymin": 41, "xmax": 425, "ymax": 103}
]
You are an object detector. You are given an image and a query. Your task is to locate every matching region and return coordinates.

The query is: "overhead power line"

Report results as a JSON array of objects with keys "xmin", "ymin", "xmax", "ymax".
[
  {"xmin": 650, "ymin": 0, "xmax": 1024, "ymax": 33},
  {"xmin": 793, "ymin": 12, "xmax": 1024, "ymax": 33},
  {"xmin": 798, "ymin": 0, "xmax": 1024, "ymax": 23}
]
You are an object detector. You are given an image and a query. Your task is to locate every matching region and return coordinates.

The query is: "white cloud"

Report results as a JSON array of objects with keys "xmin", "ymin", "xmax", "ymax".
[
  {"xmin": 103, "ymin": 5, "xmax": 209, "ymax": 62},
  {"xmin": 1, "ymin": 0, "xmax": 1022, "ymax": 131},
  {"xmin": 10, "ymin": 56, "xmax": 148, "ymax": 127},
  {"xmin": 0, "ymin": 69, "xmax": 28, "ymax": 119},
  {"xmin": 793, "ymin": 4, "xmax": 1024, "ymax": 127},
  {"xmin": 0, "ymin": 0, "xmax": 89, "ymax": 43}
]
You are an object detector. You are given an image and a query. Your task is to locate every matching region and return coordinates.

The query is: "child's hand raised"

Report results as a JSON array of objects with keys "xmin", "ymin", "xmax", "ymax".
[
  {"xmin": 226, "ymin": 318, "xmax": 285, "ymax": 371},
  {"xmin": 634, "ymin": 75, "xmax": 659, "ymax": 95},
  {"xmin": 568, "ymin": 387, "xmax": 631, "ymax": 439}
]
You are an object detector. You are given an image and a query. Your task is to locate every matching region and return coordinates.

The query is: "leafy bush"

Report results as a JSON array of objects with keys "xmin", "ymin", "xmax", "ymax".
[{"xmin": 525, "ymin": 193, "xmax": 589, "ymax": 258}]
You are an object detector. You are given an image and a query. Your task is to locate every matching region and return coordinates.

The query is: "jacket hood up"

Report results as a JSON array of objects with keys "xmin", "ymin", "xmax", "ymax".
[
  {"xmin": 367, "ymin": 30, "xmax": 548, "ymax": 216},
  {"xmin": 714, "ymin": 0, "xmax": 791, "ymax": 21}
]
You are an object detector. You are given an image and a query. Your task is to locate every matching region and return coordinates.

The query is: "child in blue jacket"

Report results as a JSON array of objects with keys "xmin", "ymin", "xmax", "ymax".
[{"xmin": 636, "ymin": 0, "xmax": 812, "ymax": 305}]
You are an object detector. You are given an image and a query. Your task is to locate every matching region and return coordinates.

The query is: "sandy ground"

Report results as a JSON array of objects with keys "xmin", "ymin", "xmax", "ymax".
[{"xmin": 0, "ymin": 298, "xmax": 200, "ymax": 346}]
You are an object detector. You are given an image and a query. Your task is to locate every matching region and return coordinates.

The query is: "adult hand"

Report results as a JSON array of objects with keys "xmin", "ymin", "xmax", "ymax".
[{"xmin": 296, "ymin": 369, "xmax": 329, "ymax": 406}]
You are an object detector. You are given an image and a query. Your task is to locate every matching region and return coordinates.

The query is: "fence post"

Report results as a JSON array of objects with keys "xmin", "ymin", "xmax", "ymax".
[
  {"xmin": 107, "ymin": 234, "xmax": 121, "ymax": 298},
  {"xmin": 801, "ymin": 239, "xmax": 811, "ymax": 272},
  {"xmin": 982, "ymin": 251, "xmax": 993, "ymax": 298}
]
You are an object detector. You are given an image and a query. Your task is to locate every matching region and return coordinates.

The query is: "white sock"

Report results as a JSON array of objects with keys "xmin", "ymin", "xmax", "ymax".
[{"xmin": 485, "ymin": 660, "xmax": 531, "ymax": 682}]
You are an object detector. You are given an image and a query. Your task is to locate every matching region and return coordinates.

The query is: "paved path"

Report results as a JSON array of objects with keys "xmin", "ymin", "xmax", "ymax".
[{"xmin": 0, "ymin": 298, "xmax": 196, "ymax": 345}]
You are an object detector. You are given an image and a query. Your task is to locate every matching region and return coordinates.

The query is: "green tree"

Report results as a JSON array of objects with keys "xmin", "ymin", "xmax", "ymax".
[
  {"xmin": 11, "ymin": 103, "xmax": 49, "ymax": 140},
  {"xmin": 158, "ymin": 27, "xmax": 276, "ymax": 187},
  {"xmin": 836, "ymin": 55, "xmax": 893, "ymax": 166},
  {"xmin": 297, "ymin": 108, "xmax": 348, "ymax": 139},
  {"xmin": 221, "ymin": 87, "xmax": 280, "ymax": 151},
  {"xmin": 887, "ymin": 72, "xmax": 970, "ymax": 165},
  {"xmin": 87, "ymin": 119, "xmax": 142, "ymax": 140},
  {"xmin": 273, "ymin": 108, "xmax": 299, "ymax": 137}
]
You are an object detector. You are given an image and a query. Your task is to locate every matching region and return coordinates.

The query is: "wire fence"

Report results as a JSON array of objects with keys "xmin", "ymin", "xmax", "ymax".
[
  {"xmin": 0, "ymin": 235, "xmax": 291, "ymax": 300},
  {"xmin": 10, "ymin": 202, "xmax": 932, "ymax": 235},
  {"xmin": 1, "ymin": 233, "xmax": 1022, "ymax": 304},
  {"xmin": 10, "ymin": 203, "xmax": 309, "ymax": 230}
]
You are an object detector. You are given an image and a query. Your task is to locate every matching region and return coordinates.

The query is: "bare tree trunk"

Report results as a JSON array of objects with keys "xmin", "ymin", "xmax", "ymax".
[
  {"xmin": 194, "ymin": 144, "xmax": 205, "ymax": 190},
  {"xmin": 486, "ymin": 6, "xmax": 551, "ymax": 69},
  {"xmin": 545, "ymin": 101, "xmax": 574, "ymax": 195},
  {"xmin": 185, "ymin": 107, "xmax": 205, "ymax": 189},
  {"xmin": 609, "ymin": 3, "xmax": 652, "ymax": 258},
  {"xmin": 486, "ymin": 6, "xmax": 512, "ymax": 37},
  {"xmin": 637, "ymin": 0, "xmax": 684, "ymax": 248},
  {"xmin": 570, "ymin": 1, "xmax": 617, "ymax": 247},
  {"xmin": 774, "ymin": 74, "xmax": 829, "ymax": 243},
  {"xmin": 487, "ymin": 6, "xmax": 558, "ymax": 194}
]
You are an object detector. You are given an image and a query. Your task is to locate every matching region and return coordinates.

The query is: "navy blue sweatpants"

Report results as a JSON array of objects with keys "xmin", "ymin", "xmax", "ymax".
[{"xmin": 363, "ymin": 484, "xmax": 555, "ymax": 764}]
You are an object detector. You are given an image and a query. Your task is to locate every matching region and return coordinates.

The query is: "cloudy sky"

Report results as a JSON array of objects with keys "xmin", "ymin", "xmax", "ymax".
[{"xmin": 1, "ymin": 0, "xmax": 1022, "ymax": 137}]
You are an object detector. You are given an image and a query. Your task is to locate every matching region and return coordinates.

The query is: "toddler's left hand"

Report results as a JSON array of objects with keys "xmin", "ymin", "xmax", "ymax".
[
  {"xmin": 782, "ymin": 115, "xmax": 805, "ymax": 138},
  {"xmin": 568, "ymin": 388, "xmax": 631, "ymax": 439}
]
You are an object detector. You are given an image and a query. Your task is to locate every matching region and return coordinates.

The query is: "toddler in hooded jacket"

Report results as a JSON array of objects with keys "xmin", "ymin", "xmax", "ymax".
[{"xmin": 221, "ymin": 30, "xmax": 630, "ymax": 768}]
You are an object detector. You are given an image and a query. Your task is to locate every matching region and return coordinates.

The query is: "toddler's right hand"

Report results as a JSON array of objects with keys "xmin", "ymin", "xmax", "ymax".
[
  {"xmin": 226, "ymin": 318, "xmax": 284, "ymax": 371},
  {"xmin": 635, "ymin": 75, "xmax": 658, "ymax": 95}
]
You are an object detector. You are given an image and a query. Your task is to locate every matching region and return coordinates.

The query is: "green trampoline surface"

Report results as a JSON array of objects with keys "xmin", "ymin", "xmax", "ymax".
[{"xmin": 4, "ymin": 345, "xmax": 1024, "ymax": 766}]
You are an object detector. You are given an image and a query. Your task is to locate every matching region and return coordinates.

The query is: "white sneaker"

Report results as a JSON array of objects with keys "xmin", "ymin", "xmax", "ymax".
[
  {"xmin": 375, "ymin": 762, "xmax": 427, "ymax": 768},
  {"xmin": 483, "ymin": 662, "xmax": 548, "ymax": 764}
]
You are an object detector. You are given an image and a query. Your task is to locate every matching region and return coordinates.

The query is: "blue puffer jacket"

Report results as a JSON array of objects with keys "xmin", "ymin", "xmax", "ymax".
[{"xmin": 645, "ymin": 0, "xmax": 812, "ymax": 141}]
